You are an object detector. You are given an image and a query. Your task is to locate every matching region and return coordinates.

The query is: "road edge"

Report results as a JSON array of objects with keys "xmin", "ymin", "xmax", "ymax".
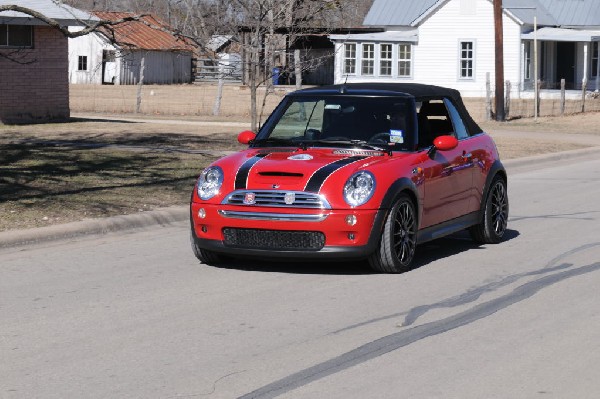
[{"xmin": 1, "ymin": 145, "xmax": 598, "ymax": 249}]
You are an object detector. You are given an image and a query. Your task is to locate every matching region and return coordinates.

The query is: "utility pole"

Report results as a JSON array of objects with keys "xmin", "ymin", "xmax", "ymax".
[{"xmin": 494, "ymin": 0, "xmax": 505, "ymax": 121}]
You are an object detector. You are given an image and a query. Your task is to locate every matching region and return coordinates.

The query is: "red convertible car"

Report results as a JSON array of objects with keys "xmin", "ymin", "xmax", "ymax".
[{"xmin": 190, "ymin": 83, "xmax": 508, "ymax": 273}]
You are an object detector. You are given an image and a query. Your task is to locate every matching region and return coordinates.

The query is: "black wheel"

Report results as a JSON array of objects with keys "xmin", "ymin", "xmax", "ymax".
[
  {"xmin": 470, "ymin": 176, "xmax": 509, "ymax": 244},
  {"xmin": 368, "ymin": 194, "xmax": 417, "ymax": 273},
  {"xmin": 190, "ymin": 230, "xmax": 224, "ymax": 265}
]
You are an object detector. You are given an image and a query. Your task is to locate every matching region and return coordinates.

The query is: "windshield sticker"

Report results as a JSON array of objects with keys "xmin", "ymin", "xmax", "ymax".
[{"xmin": 390, "ymin": 129, "xmax": 404, "ymax": 144}]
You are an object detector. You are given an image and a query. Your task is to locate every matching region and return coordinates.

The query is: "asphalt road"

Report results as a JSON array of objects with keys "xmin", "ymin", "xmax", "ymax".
[{"xmin": 2, "ymin": 157, "xmax": 600, "ymax": 398}]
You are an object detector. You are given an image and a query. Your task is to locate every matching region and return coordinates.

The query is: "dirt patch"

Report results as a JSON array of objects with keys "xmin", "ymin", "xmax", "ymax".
[{"xmin": 1, "ymin": 112, "xmax": 598, "ymax": 231}]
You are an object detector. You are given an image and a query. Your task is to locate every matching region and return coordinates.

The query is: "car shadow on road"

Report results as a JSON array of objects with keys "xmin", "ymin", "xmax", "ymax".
[{"xmin": 212, "ymin": 229, "xmax": 521, "ymax": 275}]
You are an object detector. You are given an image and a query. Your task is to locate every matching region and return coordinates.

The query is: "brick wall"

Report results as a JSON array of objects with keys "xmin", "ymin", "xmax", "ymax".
[{"xmin": 0, "ymin": 26, "xmax": 69, "ymax": 124}]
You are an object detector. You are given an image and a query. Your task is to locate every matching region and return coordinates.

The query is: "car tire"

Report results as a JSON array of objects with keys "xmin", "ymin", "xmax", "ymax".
[
  {"xmin": 368, "ymin": 194, "xmax": 417, "ymax": 273},
  {"xmin": 190, "ymin": 229, "xmax": 224, "ymax": 265},
  {"xmin": 470, "ymin": 176, "xmax": 509, "ymax": 244}
]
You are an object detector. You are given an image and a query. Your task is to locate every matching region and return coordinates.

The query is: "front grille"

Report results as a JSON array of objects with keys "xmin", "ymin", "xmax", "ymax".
[
  {"xmin": 223, "ymin": 190, "xmax": 330, "ymax": 209},
  {"xmin": 223, "ymin": 228, "xmax": 325, "ymax": 251}
]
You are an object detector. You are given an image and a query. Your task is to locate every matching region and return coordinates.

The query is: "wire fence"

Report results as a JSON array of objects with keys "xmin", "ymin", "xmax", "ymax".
[{"xmin": 70, "ymin": 83, "xmax": 600, "ymax": 122}]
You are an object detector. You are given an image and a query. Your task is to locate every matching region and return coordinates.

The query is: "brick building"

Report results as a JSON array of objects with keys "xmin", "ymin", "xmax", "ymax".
[{"xmin": 0, "ymin": 0, "xmax": 93, "ymax": 124}]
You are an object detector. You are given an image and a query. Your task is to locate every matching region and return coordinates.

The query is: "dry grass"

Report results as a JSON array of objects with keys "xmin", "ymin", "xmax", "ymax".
[{"xmin": 1, "ymin": 112, "xmax": 599, "ymax": 231}]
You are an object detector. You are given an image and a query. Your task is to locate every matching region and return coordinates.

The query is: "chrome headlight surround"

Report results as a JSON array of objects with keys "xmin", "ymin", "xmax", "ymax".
[
  {"xmin": 197, "ymin": 166, "xmax": 224, "ymax": 200},
  {"xmin": 343, "ymin": 171, "xmax": 376, "ymax": 207}
]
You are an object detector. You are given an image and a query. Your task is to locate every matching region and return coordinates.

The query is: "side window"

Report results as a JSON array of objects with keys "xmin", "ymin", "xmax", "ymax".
[{"xmin": 443, "ymin": 98, "xmax": 469, "ymax": 139}]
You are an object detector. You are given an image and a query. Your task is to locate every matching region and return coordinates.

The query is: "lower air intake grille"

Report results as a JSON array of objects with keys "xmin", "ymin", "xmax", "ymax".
[{"xmin": 223, "ymin": 228, "xmax": 325, "ymax": 251}]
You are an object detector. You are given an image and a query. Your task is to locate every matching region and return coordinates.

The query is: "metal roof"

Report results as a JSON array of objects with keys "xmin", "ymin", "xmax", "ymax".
[
  {"xmin": 93, "ymin": 11, "xmax": 195, "ymax": 52},
  {"xmin": 329, "ymin": 30, "xmax": 418, "ymax": 43},
  {"xmin": 363, "ymin": 0, "xmax": 440, "ymax": 27},
  {"xmin": 522, "ymin": 27, "xmax": 600, "ymax": 41},
  {"xmin": 364, "ymin": 0, "xmax": 600, "ymax": 28},
  {"xmin": 0, "ymin": 0, "xmax": 95, "ymax": 25}
]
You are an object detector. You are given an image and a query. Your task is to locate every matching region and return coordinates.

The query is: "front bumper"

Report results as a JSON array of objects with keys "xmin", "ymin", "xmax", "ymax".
[{"xmin": 190, "ymin": 202, "xmax": 388, "ymax": 260}]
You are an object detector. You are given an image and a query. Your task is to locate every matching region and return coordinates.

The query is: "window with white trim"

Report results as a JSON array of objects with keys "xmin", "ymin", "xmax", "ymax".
[
  {"xmin": 592, "ymin": 42, "xmax": 599, "ymax": 78},
  {"xmin": 524, "ymin": 41, "xmax": 532, "ymax": 80},
  {"xmin": 459, "ymin": 41, "xmax": 474, "ymax": 79},
  {"xmin": 380, "ymin": 43, "xmax": 392, "ymax": 76},
  {"xmin": 78, "ymin": 55, "xmax": 88, "ymax": 71},
  {"xmin": 0, "ymin": 24, "xmax": 33, "ymax": 47},
  {"xmin": 398, "ymin": 43, "xmax": 412, "ymax": 77},
  {"xmin": 362, "ymin": 43, "xmax": 375, "ymax": 75},
  {"xmin": 343, "ymin": 43, "xmax": 356, "ymax": 74}
]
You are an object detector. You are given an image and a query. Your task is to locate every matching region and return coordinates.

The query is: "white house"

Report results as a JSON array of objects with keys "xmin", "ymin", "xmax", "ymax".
[
  {"xmin": 69, "ymin": 11, "xmax": 195, "ymax": 85},
  {"xmin": 330, "ymin": 0, "xmax": 600, "ymax": 97}
]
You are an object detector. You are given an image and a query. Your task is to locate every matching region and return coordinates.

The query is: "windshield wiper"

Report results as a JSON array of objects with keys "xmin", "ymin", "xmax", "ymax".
[{"xmin": 250, "ymin": 137, "xmax": 299, "ymax": 147}]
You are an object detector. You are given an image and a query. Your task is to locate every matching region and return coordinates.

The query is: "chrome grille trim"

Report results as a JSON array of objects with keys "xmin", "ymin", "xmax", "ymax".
[
  {"xmin": 218, "ymin": 210, "xmax": 328, "ymax": 222},
  {"xmin": 222, "ymin": 190, "xmax": 331, "ymax": 209}
]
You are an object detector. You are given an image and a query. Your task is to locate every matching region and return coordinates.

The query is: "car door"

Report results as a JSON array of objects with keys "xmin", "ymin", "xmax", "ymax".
[{"xmin": 417, "ymin": 99, "xmax": 474, "ymax": 229}]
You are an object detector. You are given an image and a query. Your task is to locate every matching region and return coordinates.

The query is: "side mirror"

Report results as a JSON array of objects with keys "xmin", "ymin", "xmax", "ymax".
[
  {"xmin": 433, "ymin": 135, "xmax": 458, "ymax": 151},
  {"xmin": 237, "ymin": 130, "xmax": 256, "ymax": 144}
]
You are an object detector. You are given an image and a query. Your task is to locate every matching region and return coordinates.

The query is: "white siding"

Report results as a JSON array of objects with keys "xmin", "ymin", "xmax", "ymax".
[
  {"xmin": 119, "ymin": 51, "xmax": 191, "ymax": 85},
  {"xmin": 414, "ymin": 0, "xmax": 522, "ymax": 96},
  {"xmin": 333, "ymin": 0, "xmax": 523, "ymax": 97},
  {"xmin": 68, "ymin": 29, "xmax": 113, "ymax": 84}
]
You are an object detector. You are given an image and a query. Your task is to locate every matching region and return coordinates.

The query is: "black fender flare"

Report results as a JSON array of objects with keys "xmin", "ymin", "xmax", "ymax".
[
  {"xmin": 478, "ymin": 160, "xmax": 507, "ymax": 216},
  {"xmin": 365, "ymin": 177, "xmax": 421, "ymax": 250}
]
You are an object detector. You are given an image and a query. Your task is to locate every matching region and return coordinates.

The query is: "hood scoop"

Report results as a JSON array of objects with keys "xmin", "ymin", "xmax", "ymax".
[{"xmin": 258, "ymin": 171, "xmax": 304, "ymax": 177}]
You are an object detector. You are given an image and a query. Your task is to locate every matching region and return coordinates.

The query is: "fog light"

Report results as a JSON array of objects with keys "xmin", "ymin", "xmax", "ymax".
[
  {"xmin": 345, "ymin": 215, "xmax": 357, "ymax": 226},
  {"xmin": 201, "ymin": 226, "xmax": 208, "ymax": 233},
  {"xmin": 348, "ymin": 233, "xmax": 355, "ymax": 240},
  {"xmin": 197, "ymin": 208, "xmax": 206, "ymax": 219}
]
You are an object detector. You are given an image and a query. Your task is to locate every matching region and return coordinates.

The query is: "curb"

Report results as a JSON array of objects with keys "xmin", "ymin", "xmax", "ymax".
[
  {"xmin": 0, "ymin": 206, "xmax": 188, "ymax": 250},
  {"xmin": 1, "ymin": 145, "xmax": 598, "ymax": 250}
]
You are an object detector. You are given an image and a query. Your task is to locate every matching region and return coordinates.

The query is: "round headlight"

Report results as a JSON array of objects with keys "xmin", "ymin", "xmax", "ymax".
[
  {"xmin": 197, "ymin": 166, "xmax": 224, "ymax": 200},
  {"xmin": 343, "ymin": 171, "xmax": 376, "ymax": 207}
]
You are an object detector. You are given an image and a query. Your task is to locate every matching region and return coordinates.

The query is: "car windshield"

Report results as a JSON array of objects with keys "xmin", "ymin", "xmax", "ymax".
[{"xmin": 254, "ymin": 95, "xmax": 416, "ymax": 151}]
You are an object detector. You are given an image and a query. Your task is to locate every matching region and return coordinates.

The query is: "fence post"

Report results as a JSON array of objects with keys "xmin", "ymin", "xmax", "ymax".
[
  {"xmin": 504, "ymin": 80, "xmax": 511, "ymax": 119},
  {"xmin": 560, "ymin": 79, "xmax": 566, "ymax": 115},
  {"xmin": 294, "ymin": 49, "xmax": 302, "ymax": 90},
  {"xmin": 213, "ymin": 73, "xmax": 224, "ymax": 116},
  {"xmin": 136, "ymin": 56, "xmax": 145, "ymax": 114},
  {"xmin": 485, "ymin": 72, "xmax": 492, "ymax": 120},
  {"xmin": 536, "ymin": 79, "xmax": 541, "ymax": 118},
  {"xmin": 581, "ymin": 79, "xmax": 587, "ymax": 113}
]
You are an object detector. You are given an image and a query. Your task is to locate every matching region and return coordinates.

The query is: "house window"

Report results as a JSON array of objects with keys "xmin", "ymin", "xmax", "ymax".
[
  {"xmin": 78, "ymin": 56, "xmax": 88, "ymax": 71},
  {"xmin": 524, "ymin": 41, "xmax": 532, "ymax": 80},
  {"xmin": 362, "ymin": 43, "xmax": 375, "ymax": 75},
  {"xmin": 344, "ymin": 43, "xmax": 356, "ymax": 74},
  {"xmin": 592, "ymin": 42, "xmax": 599, "ymax": 78},
  {"xmin": 0, "ymin": 24, "xmax": 33, "ymax": 47},
  {"xmin": 459, "ymin": 41, "xmax": 474, "ymax": 79},
  {"xmin": 398, "ymin": 43, "xmax": 412, "ymax": 77},
  {"xmin": 380, "ymin": 43, "xmax": 392, "ymax": 76}
]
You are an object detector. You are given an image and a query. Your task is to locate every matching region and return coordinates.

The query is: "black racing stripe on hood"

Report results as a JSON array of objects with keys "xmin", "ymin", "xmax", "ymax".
[
  {"xmin": 304, "ymin": 156, "xmax": 367, "ymax": 193},
  {"xmin": 235, "ymin": 153, "xmax": 268, "ymax": 189}
]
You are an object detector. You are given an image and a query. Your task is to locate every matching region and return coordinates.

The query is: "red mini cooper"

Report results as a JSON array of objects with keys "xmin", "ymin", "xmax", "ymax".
[{"xmin": 190, "ymin": 83, "xmax": 508, "ymax": 273}]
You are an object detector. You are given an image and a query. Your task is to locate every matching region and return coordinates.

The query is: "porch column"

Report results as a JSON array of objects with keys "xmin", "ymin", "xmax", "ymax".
[
  {"xmin": 596, "ymin": 42, "xmax": 600, "ymax": 91},
  {"xmin": 583, "ymin": 42, "xmax": 588, "ymax": 89}
]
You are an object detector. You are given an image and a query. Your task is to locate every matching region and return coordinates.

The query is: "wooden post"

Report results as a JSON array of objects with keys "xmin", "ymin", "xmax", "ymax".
[
  {"xmin": 581, "ymin": 79, "xmax": 587, "ymax": 113},
  {"xmin": 485, "ymin": 72, "xmax": 492, "ymax": 120},
  {"xmin": 136, "ymin": 56, "xmax": 145, "ymax": 114},
  {"xmin": 494, "ymin": 0, "xmax": 505, "ymax": 121},
  {"xmin": 213, "ymin": 73, "xmax": 224, "ymax": 116},
  {"xmin": 536, "ymin": 79, "xmax": 541, "ymax": 117},
  {"xmin": 294, "ymin": 49, "xmax": 302, "ymax": 90},
  {"xmin": 559, "ymin": 79, "xmax": 565, "ymax": 115},
  {"xmin": 505, "ymin": 80, "xmax": 511, "ymax": 119}
]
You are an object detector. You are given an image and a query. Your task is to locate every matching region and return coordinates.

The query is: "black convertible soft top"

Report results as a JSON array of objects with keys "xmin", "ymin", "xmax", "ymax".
[{"xmin": 293, "ymin": 83, "xmax": 483, "ymax": 136}]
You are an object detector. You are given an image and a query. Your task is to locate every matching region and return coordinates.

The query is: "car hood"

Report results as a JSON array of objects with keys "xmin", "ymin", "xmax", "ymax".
[{"xmin": 221, "ymin": 147, "xmax": 401, "ymax": 193}]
